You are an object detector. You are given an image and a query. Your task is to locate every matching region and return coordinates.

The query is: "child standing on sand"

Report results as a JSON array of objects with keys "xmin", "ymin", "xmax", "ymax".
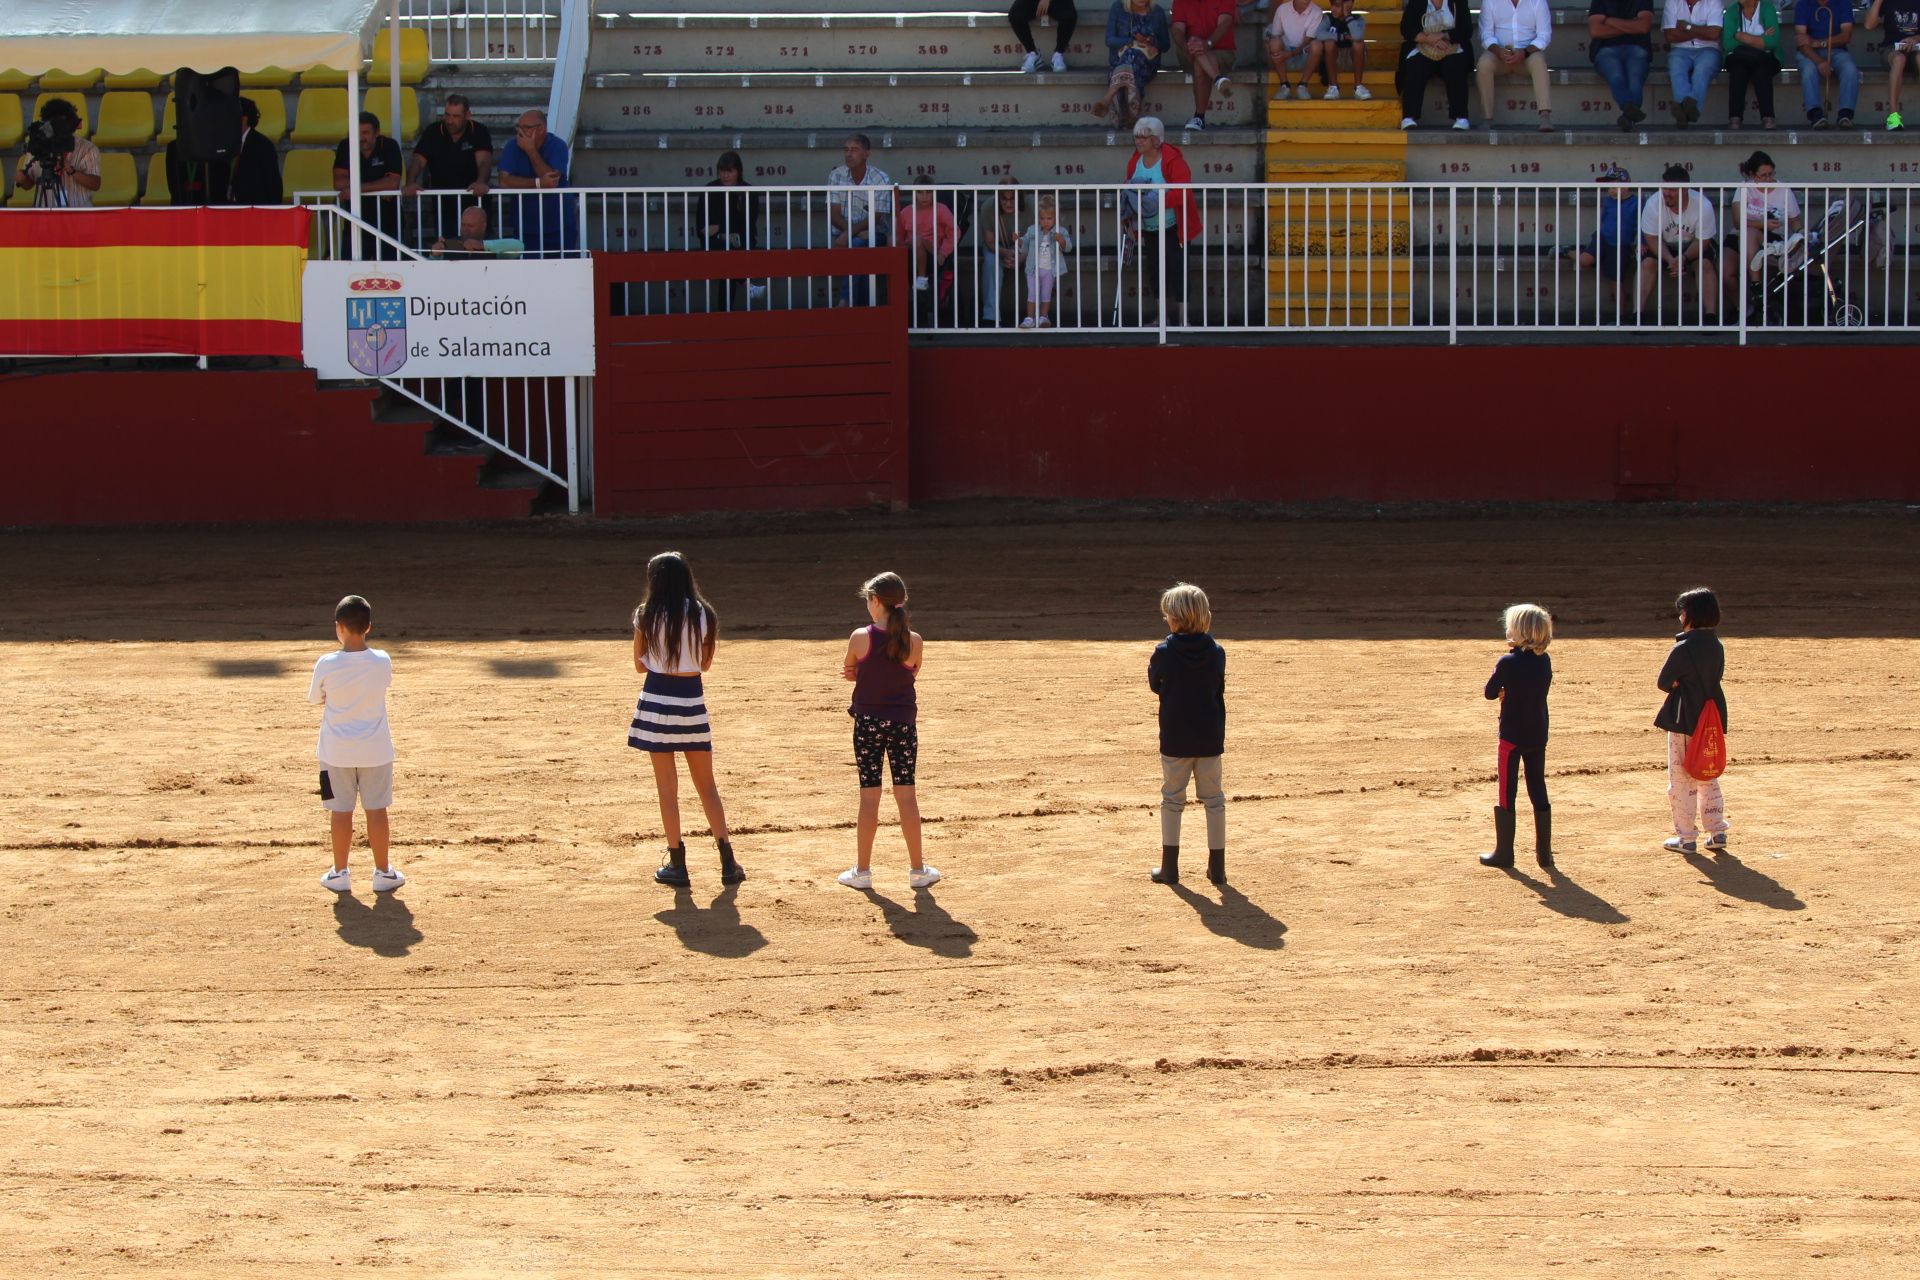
[
  {"xmin": 837, "ymin": 572, "xmax": 941, "ymax": 891},
  {"xmin": 310, "ymin": 595, "xmax": 404, "ymax": 895},
  {"xmin": 1480, "ymin": 603, "xmax": 1554, "ymax": 870},
  {"xmin": 1656, "ymin": 586, "xmax": 1730, "ymax": 855},
  {"xmin": 1148, "ymin": 582, "xmax": 1227, "ymax": 885}
]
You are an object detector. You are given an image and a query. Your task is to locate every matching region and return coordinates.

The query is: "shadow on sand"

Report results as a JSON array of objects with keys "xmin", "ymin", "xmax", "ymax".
[
  {"xmin": 865, "ymin": 888, "xmax": 978, "ymax": 958},
  {"xmin": 332, "ymin": 892, "xmax": 423, "ymax": 957},
  {"xmin": 1167, "ymin": 881, "xmax": 1288, "ymax": 950},
  {"xmin": 653, "ymin": 883, "xmax": 770, "ymax": 957}
]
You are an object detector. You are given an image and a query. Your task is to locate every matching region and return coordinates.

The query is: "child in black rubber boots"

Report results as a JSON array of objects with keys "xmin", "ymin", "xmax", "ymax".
[
  {"xmin": 1481, "ymin": 603, "xmax": 1554, "ymax": 870},
  {"xmin": 1148, "ymin": 582, "xmax": 1228, "ymax": 885}
]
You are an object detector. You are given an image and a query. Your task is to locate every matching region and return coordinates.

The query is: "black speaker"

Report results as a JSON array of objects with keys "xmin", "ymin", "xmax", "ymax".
[{"xmin": 173, "ymin": 67, "xmax": 243, "ymax": 163}]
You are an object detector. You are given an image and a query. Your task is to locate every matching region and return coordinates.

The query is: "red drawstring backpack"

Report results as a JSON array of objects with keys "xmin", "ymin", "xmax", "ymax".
[{"xmin": 1683, "ymin": 701, "xmax": 1728, "ymax": 781}]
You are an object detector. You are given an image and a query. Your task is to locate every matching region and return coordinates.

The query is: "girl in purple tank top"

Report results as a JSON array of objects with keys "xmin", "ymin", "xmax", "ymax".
[{"xmin": 836, "ymin": 572, "xmax": 942, "ymax": 891}]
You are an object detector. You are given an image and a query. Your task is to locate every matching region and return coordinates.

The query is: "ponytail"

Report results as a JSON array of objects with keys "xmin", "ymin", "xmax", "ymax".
[{"xmin": 861, "ymin": 571, "xmax": 912, "ymax": 662}]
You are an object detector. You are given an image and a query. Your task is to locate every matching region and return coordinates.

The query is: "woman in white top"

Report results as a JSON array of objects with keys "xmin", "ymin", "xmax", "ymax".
[
  {"xmin": 1663, "ymin": 0, "xmax": 1726, "ymax": 125},
  {"xmin": 629, "ymin": 550, "xmax": 743, "ymax": 887},
  {"xmin": 1725, "ymin": 148, "xmax": 1802, "ymax": 294}
]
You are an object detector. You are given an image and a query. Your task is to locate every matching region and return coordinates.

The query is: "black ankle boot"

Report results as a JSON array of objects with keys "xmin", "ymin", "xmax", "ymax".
[
  {"xmin": 1151, "ymin": 845, "xmax": 1179, "ymax": 884},
  {"xmin": 654, "ymin": 843, "xmax": 690, "ymax": 886},
  {"xmin": 718, "ymin": 837, "xmax": 746, "ymax": 885},
  {"xmin": 1207, "ymin": 849, "xmax": 1226, "ymax": 885},
  {"xmin": 1534, "ymin": 806, "xmax": 1553, "ymax": 869},
  {"xmin": 1480, "ymin": 808, "xmax": 1516, "ymax": 868}
]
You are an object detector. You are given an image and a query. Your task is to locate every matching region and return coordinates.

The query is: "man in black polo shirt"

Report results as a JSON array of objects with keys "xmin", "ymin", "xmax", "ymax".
[
  {"xmin": 406, "ymin": 94, "xmax": 494, "ymax": 243},
  {"xmin": 333, "ymin": 111, "xmax": 404, "ymax": 258}
]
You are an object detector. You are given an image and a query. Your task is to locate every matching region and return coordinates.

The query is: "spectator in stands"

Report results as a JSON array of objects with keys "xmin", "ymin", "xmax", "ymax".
[
  {"xmin": 1724, "ymin": 149, "xmax": 1799, "ymax": 290},
  {"xmin": 1639, "ymin": 163, "xmax": 1720, "ymax": 320},
  {"xmin": 1266, "ymin": 0, "xmax": 1332, "ymax": 100},
  {"xmin": 1099, "ymin": 0, "xmax": 1172, "ymax": 127},
  {"xmin": 428, "ymin": 204, "xmax": 524, "ymax": 259},
  {"xmin": 1722, "ymin": 0, "xmax": 1783, "ymax": 127},
  {"xmin": 1865, "ymin": 0, "xmax": 1920, "ymax": 127},
  {"xmin": 895, "ymin": 183, "xmax": 958, "ymax": 315},
  {"xmin": 406, "ymin": 93, "xmax": 494, "ymax": 243},
  {"xmin": 1794, "ymin": 0, "xmax": 1862, "ymax": 126},
  {"xmin": 496, "ymin": 109, "xmax": 573, "ymax": 256},
  {"xmin": 1566, "ymin": 165, "xmax": 1641, "ymax": 306},
  {"xmin": 1121, "ymin": 116, "xmax": 1200, "ymax": 324},
  {"xmin": 1173, "ymin": 0, "xmax": 1239, "ymax": 129},
  {"xmin": 1663, "ymin": 0, "xmax": 1726, "ymax": 126},
  {"xmin": 1320, "ymin": 0, "xmax": 1373, "ymax": 99},
  {"xmin": 1397, "ymin": 0, "xmax": 1476, "ymax": 129},
  {"xmin": 13, "ymin": 97, "xmax": 100, "ymax": 208},
  {"xmin": 228, "ymin": 97, "xmax": 283, "ymax": 205},
  {"xmin": 1589, "ymin": 0, "xmax": 1657, "ymax": 128},
  {"xmin": 826, "ymin": 133, "xmax": 892, "ymax": 306},
  {"xmin": 1477, "ymin": 0, "xmax": 1555, "ymax": 129},
  {"xmin": 701, "ymin": 150, "xmax": 759, "ymax": 251},
  {"xmin": 1018, "ymin": 194, "xmax": 1074, "ymax": 327},
  {"xmin": 333, "ymin": 111, "xmax": 404, "ymax": 257},
  {"xmin": 978, "ymin": 177, "xmax": 1024, "ymax": 325},
  {"xmin": 1010, "ymin": 0, "xmax": 1078, "ymax": 71}
]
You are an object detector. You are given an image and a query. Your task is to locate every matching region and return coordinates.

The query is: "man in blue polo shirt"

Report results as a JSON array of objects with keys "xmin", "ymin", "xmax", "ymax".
[
  {"xmin": 495, "ymin": 109, "xmax": 576, "ymax": 254},
  {"xmin": 1795, "ymin": 0, "xmax": 1862, "ymax": 126}
]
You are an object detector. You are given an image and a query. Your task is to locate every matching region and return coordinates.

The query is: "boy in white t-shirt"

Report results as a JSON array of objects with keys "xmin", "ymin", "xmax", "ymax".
[
  {"xmin": 1267, "ymin": 0, "xmax": 1332, "ymax": 99},
  {"xmin": 309, "ymin": 595, "xmax": 404, "ymax": 894}
]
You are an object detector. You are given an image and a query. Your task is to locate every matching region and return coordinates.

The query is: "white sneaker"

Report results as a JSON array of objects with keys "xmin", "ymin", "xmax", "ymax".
[
  {"xmin": 372, "ymin": 867, "xmax": 407, "ymax": 893},
  {"xmin": 1353, "ymin": 85, "xmax": 1372, "ymax": 100},
  {"xmin": 1213, "ymin": 74, "xmax": 1232, "ymax": 97},
  {"xmin": 914, "ymin": 276, "xmax": 929, "ymax": 291},
  {"xmin": 1050, "ymin": 52, "xmax": 1067, "ymax": 73},
  {"xmin": 1663, "ymin": 836, "xmax": 1698, "ymax": 855},
  {"xmin": 1323, "ymin": 85, "xmax": 1340, "ymax": 100},
  {"xmin": 1271, "ymin": 83, "xmax": 1291, "ymax": 101},
  {"xmin": 1184, "ymin": 114, "xmax": 1205, "ymax": 131},
  {"xmin": 837, "ymin": 867, "xmax": 873, "ymax": 889},
  {"xmin": 1020, "ymin": 51, "xmax": 1040, "ymax": 73},
  {"xmin": 1452, "ymin": 118, "xmax": 1471, "ymax": 130},
  {"xmin": 1400, "ymin": 116, "xmax": 1417, "ymax": 130},
  {"xmin": 1037, "ymin": 316, "xmax": 1052, "ymax": 328},
  {"xmin": 909, "ymin": 865, "xmax": 943, "ymax": 889},
  {"xmin": 1019, "ymin": 316, "xmax": 1037, "ymax": 328},
  {"xmin": 321, "ymin": 867, "xmax": 351, "ymax": 893}
]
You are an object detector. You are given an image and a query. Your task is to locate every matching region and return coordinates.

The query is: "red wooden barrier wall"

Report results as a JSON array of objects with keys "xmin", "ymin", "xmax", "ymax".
[{"xmin": 591, "ymin": 249, "xmax": 911, "ymax": 516}]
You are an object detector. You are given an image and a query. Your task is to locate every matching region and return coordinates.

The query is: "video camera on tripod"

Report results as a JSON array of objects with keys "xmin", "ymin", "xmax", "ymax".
[{"xmin": 23, "ymin": 99, "xmax": 81, "ymax": 206}]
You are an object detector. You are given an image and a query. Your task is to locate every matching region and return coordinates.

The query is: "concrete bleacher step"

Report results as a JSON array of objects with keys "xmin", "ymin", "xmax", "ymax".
[
  {"xmin": 1264, "ymin": 159, "xmax": 1406, "ymax": 183},
  {"xmin": 1267, "ymin": 98, "xmax": 1403, "ymax": 129},
  {"xmin": 1401, "ymin": 128, "xmax": 1910, "ymax": 183}
]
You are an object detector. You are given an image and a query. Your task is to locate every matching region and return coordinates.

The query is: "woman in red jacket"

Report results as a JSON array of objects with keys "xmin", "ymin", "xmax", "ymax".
[{"xmin": 1122, "ymin": 116, "xmax": 1202, "ymax": 326}]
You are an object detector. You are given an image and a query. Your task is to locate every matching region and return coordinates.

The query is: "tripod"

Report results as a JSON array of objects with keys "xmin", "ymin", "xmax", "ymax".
[{"xmin": 31, "ymin": 155, "xmax": 71, "ymax": 208}]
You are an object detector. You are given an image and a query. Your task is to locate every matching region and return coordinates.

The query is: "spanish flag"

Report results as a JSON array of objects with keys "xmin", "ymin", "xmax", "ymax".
[{"xmin": 0, "ymin": 208, "xmax": 309, "ymax": 357}]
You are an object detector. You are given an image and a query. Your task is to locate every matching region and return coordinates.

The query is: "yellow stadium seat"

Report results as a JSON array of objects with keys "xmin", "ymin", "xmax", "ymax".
[
  {"xmin": 0, "ymin": 70, "xmax": 32, "ymax": 92},
  {"xmin": 94, "ymin": 91, "xmax": 156, "ymax": 148},
  {"xmin": 94, "ymin": 151, "xmax": 138, "ymax": 206},
  {"xmin": 290, "ymin": 87, "xmax": 349, "ymax": 145},
  {"xmin": 0, "ymin": 95, "xmax": 22, "ymax": 150},
  {"xmin": 156, "ymin": 96, "xmax": 176, "ymax": 144},
  {"xmin": 33, "ymin": 92, "xmax": 91, "ymax": 137},
  {"xmin": 241, "ymin": 67, "xmax": 295, "ymax": 88},
  {"xmin": 283, "ymin": 148, "xmax": 340, "ymax": 198},
  {"xmin": 300, "ymin": 62, "xmax": 355, "ymax": 89},
  {"xmin": 370, "ymin": 28, "xmax": 430, "ymax": 86},
  {"xmin": 249, "ymin": 88, "xmax": 288, "ymax": 143},
  {"xmin": 362, "ymin": 88, "xmax": 418, "ymax": 143},
  {"xmin": 140, "ymin": 152, "xmax": 171, "ymax": 205},
  {"xmin": 38, "ymin": 69, "xmax": 104, "ymax": 91},
  {"xmin": 8, "ymin": 181, "xmax": 32, "ymax": 208},
  {"xmin": 105, "ymin": 68, "xmax": 164, "ymax": 89}
]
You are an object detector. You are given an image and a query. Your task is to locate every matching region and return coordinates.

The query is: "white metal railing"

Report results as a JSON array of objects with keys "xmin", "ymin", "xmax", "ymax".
[
  {"xmin": 503, "ymin": 180, "xmax": 1916, "ymax": 343},
  {"xmin": 308, "ymin": 204, "xmax": 584, "ymax": 511},
  {"xmin": 400, "ymin": 0, "xmax": 560, "ymax": 62}
]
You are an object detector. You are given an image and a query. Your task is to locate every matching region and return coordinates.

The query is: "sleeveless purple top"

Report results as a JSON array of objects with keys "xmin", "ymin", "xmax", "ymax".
[{"xmin": 851, "ymin": 623, "xmax": 917, "ymax": 723}]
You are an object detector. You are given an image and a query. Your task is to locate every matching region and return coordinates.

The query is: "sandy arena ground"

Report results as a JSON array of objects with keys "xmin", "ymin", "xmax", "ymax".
[{"xmin": 1, "ymin": 505, "xmax": 1917, "ymax": 1277}]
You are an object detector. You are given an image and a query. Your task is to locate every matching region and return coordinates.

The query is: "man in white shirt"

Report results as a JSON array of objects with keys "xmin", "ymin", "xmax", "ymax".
[
  {"xmin": 1663, "ymin": 0, "xmax": 1727, "ymax": 125},
  {"xmin": 825, "ymin": 133, "xmax": 894, "ymax": 306},
  {"xmin": 1638, "ymin": 163, "xmax": 1721, "ymax": 320},
  {"xmin": 1266, "ymin": 0, "xmax": 1331, "ymax": 99},
  {"xmin": 13, "ymin": 98, "xmax": 102, "ymax": 208},
  {"xmin": 1476, "ymin": 0, "xmax": 1555, "ymax": 130}
]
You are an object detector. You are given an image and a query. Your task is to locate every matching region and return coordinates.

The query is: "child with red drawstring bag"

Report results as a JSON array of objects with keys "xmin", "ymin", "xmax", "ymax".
[{"xmin": 1654, "ymin": 587, "xmax": 1730, "ymax": 855}]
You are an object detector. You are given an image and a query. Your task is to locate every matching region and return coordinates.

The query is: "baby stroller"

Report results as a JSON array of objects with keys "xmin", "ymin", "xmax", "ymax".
[{"xmin": 1744, "ymin": 193, "xmax": 1881, "ymax": 327}]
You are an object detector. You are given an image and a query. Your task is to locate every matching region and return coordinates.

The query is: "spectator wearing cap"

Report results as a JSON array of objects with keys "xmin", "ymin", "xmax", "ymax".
[
  {"xmin": 1477, "ymin": 0, "xmax": 1555, "ymax": 131},
  {"xmin": 406, "ymin": 93, "xmax": 494, "ymax": 243},
  {"xmin": 1566, "ymin": 165, "xmax": 1641, "ymax": 305},
  {"xmin": 333, "ymin": 110, "xmax": 405, "ymax": 256},
  {"xmin": 1638, "ymin": 163, "xmax": 1721, "ymax": 321},
  {"xmin": 13, "ymin": 97, "xmax": 101, "ymax": 207},
  {"xmin": 1794, "ymin": 0, "xmax": 1862, "ymax": 127},
  {"xmin": 1589, "ymin": 0, "xmax": 1657, "ymax": 128},
  {"xmin": 1866, "ymin": 0, "xmax": 1920, "ymax": 128},
  {"xmin": 1120, "ymin": 116, "xmax": 1201, "ymax": 325},
  {"xmin": 1397, "ymin": 0, "xmax": 1475, "ymax": 129},
  {"xmin": 1722, "ymin": 0, "xmax": 1782, "ymax": 128},
  {"xmin": 1172, "ymin": 0, "xmax": 1238, "ymax": 130},
  {"xmin": 1663, "ymin": 0, "xmax": 1726, "ymax": 126}
]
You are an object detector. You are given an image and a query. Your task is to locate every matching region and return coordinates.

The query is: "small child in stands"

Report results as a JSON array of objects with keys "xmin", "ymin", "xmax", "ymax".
[{"xmin": 1017, "ymin": 195, "xmax": 1074, "ymax": 327}]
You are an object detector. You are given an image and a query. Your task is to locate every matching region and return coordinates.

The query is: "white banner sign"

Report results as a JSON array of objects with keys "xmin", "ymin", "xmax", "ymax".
[{"xmin": 302, "ymin": 259, "xmax": 595, "ymax": 379}]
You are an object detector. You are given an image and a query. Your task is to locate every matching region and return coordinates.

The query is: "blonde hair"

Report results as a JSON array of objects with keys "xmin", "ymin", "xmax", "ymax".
[
  {"xmin": 1037, "ymin": 194, "xmax": 1056, "ymax": 215},
  {"xmin": 1503, "ymin": 603, "xmax": 1552, "ymax": 653},
  {"xmin": 1160, "ymin": 582, "xmax": 1212, "ymax": 634}
]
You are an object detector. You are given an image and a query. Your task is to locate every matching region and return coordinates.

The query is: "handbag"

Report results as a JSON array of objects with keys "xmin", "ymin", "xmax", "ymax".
[{"xmin": 1682, "ymin": 700, "xmax": 1728, "ymax": 781}]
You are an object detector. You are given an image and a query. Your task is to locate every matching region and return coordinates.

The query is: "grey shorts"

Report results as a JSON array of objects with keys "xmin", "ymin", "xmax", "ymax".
[
  {"xmin": 1317, "ymin": 14, "xmax": 1366, "ymax": 42},
  {"xmin": 320, "ymin": 763, "xmax": 394, "ymax": 812}
]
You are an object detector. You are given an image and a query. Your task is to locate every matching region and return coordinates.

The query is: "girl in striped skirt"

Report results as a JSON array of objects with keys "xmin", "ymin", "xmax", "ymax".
[{"xmin": 629, "ymin": 551, "xmax": 743, "ymax": 887}]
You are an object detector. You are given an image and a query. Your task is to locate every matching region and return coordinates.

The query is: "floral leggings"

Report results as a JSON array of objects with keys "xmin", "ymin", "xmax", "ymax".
[{"xmin": 853, "ymin": 714, "xmax": 918, "ymax": 788}]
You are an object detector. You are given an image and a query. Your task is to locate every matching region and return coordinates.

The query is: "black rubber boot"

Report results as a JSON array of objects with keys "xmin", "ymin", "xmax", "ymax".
[
  {"xmin": 718, "ymin": 838, "xmax": 746, "ymax": 886},
  {"xmin": 1206, "ymin": 849, "xmax": 1226, "ymax": 885},
  {"xmin": 1480, "ymin": 808, "xmax": 1516, "ymax": 868},
  {"xmin": 654, "ymin": 843, "xmax": 690, "ymax": 886},
  {"xmin": 1150, "ymin": 845, "xmax": 1179, "ymax": 884},
  {"xmin": 1534, "ymin": 806, "xmax": 1554, "ymax": 870}
]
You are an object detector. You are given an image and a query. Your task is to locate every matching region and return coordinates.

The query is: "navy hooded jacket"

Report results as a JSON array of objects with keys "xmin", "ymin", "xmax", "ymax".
[{"xmin": 1149, "ymin": 631, "xmax": 1226, "ymax": 758}]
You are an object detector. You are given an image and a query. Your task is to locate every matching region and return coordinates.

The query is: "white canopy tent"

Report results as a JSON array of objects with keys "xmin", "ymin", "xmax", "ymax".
[{"xmin": 6, "ymin": 0, "xmax": 407, "ymax": 246}]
